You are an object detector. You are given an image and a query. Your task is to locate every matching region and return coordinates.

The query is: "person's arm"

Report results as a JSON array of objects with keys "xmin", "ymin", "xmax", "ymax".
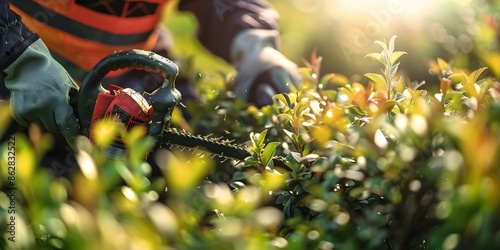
[
  {"xmin": 1, "ymin": 1, "xmax": 80, "ymax": 148},
  {"xmin": 178, "ymin": 0, "xmax": 300, "ymax": 106},
  {"xmin": 178, "ymin": 0, "xmax": 278, "ymax": 61},
  {"xmin": 0, "ymin": 1, "xmax": 39, "ymax": 71}
]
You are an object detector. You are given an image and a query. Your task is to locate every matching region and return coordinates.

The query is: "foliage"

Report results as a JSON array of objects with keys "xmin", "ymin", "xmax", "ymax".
[{"xmin": 2, "ymin": 35, "xmax": 500, "ymax": 250}]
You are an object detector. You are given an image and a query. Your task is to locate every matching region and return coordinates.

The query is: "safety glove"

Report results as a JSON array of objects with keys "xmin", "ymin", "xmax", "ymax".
[
  {"xmin": 230, "ymin": 29, "xmax": 300, "ymax": 107},
  {"xmin": 4, "ymin": 39, "xmax": 80, "ymax": 148}
]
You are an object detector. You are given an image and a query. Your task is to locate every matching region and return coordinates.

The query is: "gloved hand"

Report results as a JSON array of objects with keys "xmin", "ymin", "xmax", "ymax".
[
  {"xmin": 230, "ymin": 29, "xmax": 300, "ymax": 107},
  {"xmin": 4, "ymin": 39, "xmax": 80, "ymax": 148}
]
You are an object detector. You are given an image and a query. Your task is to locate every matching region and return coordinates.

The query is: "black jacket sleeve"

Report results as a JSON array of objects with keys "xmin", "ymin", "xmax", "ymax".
[
  {"xmin": 178, "ymin": 0, "xmax": 279, "ymax": 62},
  {"xmin": 0, "ymin": 0, "xmax": 38, "ymax": 72}
]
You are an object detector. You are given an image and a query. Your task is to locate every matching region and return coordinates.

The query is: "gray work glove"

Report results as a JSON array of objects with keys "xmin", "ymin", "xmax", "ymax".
[
  {"xmin": 4, "ymin": 39, "xmax": 80, "ymax": 148},
  {"xmin": 230, "ymin": 29, "xmax": 300, "ymax": 107}
]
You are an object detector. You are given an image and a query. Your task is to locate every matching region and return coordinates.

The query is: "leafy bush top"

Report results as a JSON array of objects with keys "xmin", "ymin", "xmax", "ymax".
[{"xmin": 2, "ymin": 36, "xmax": 500, "ymax": 250}]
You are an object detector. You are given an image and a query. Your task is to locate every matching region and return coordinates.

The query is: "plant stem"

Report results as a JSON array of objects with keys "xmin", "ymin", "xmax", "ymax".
[{"xmin": 386, "ymin": 63, "xmax": 392, "ymax": 100}]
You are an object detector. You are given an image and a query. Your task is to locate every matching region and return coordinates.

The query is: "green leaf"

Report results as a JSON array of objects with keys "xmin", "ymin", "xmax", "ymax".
[
  {"xmin": 284, "ymin": 196, "xmax": 296, "ymax": 217},
  {"xmin": 469, "ymin": 67, "xmax": 488, "ymax": 84},
  {"xmin": 293, "ymin": 101, "xmax": 309, "ymax": 117},
  {"xmin": 278, "ymin": 113, "xmax": 294, "ymax": 123},
  {"xmin": 256, "ymin": 129, "xmax": 268, "ymax": 147},
  {"xmin": 381, "ymin": 50, "xmax": 390, "ymax": 66},
  {"xmin": 323, "ymin": 90, "xmax": 337, "ymax": 101},
  {"xmin": 375, "ymin": 40, "xmax": 388, "ymax": 51},
  {"xmin": 244, "ymin": 155, "xmax": 259, "ymax": 167},
  {"xmin": 283, "ymin": 129, "xmax": 295, "ymax": 140},
  {"xmin": 232, "ymin": 171, "xmax": 247, "ymax": 181},
  {"xmin": 340, "ymin": 86, "xmax": 355, "ymax": 101},
  {"xmin": 262, "ymin": 142, "xmax": 280, "ymax": 167},
  {"xmin": 365, "ymin": 53, "xmax": 383, "ymax": 65},
  {"xmin": 388, "ymin": 35, "xmax": 397, "ymax": 54},
  {"xmin": 250, "ymin": 130, "xmax": 268, "ymax": 153},
  {"xmin": 320, "ymin": 73, "xmax": 336, "ymax": 85},
  {"xmin": 450, "ymin": 73, "xmax": 466, "ymax": 85},
  {"xmin": 389, "ymin": 51, "xmax": 407, "ymax": 65},
  {"xmin": 348, "ymin": 106, "xmax": 366, "ymax": 116},
  {"xmin": 389, "ymin": 62, "xmax": 400, "ymax": 78},
  {"xmin": 364, "ymin": 73, "xmax": 388, "ymax": 91},
  {"xmin": 437, "ymin": 57, "xmax": 449, "ymax": 73},
  {"xmin": 381, "ymin": 100, "xmax": 399, "ymax": 113},
  {"xmin": 276, "ymin": 193, "xmax": 292, "ymax": 204},
  {"xmin": 289, "ymin": 152, "xmax": 303, "ymax": 163},
  {"xmin": 274, "ymin": 93, "xmax": 296, "ymax": 109},
  {"xmin": 461, "ymin": 71, "xmax": 478, "ymax": 97},
  {"xmin": 321, "ymin": 73, "xmax": 349, "ymax": 87}
]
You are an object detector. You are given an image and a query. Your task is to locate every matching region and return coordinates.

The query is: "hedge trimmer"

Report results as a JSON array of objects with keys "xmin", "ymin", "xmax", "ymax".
[{"xmin": 75, "ymin": 49, "xmax": 286, "ymax": 167}]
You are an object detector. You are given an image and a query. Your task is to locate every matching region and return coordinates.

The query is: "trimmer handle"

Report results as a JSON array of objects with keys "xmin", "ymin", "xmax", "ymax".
[{"xmin": 77, "ymin": 49, "xmax": 182, "ymax": 149}]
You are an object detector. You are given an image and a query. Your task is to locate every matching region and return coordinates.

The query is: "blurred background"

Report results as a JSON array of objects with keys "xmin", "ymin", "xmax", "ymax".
[{"xmin": 163, "ymin": 0, "xmax": 500, "ymax": 92}]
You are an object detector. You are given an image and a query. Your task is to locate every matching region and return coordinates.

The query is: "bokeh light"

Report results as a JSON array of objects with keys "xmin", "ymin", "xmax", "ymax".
[{"xmin": 270, "ymin": 0, "xmax": 492, "ymax": 91}]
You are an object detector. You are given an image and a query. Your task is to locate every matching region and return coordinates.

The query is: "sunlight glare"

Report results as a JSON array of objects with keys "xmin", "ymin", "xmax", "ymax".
[{"xmin": 333, "ymin": 0, "xmax": 435, "ymax": 19}]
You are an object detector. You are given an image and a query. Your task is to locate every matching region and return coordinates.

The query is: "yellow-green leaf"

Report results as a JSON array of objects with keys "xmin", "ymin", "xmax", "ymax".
[
  {"xmin": 253, "ymin": 129, "xmax": 268, "ymax": 148},
  {"xmin": 461, "ymin": 71, "xmax": 478, "ymax": 97},
  {"xmin": 262, "ymin": 171, "xmax": 286, "ymax": 192},
  {"xmin": 262, "ymin": 142, "xmax": 280, "ymax": 167},
  {"xmin": 321, "ymin": 73, "xmax": 350, "ymax": 87},
  {"xmin": 469, "ymin": 67, "xmax": 488, "ymax": 84},
  {"xmin": 381, "ymin": 100, "xmax": 400, "ymax": 113},
  {"xmin": 389, "ymin": 51, "xmax": 407, "ymax": 65},
  {"xmin": 92, "ymin": 118, "xmax": 122, "ymax": 148},
  {"xmin": 293, "ymin": 101, "xmax": 309, "ymax": 117},
  {"xmin": 274, "ymin": 93, "xmax": 296, "ymax": 109},
  {"xmin": 163, "ymin": 149, "xmax": 214, "ymax": 194},
  {"xmin": 320, "ymin": 73, "xmax": 336, "ymax": 86},
  {"xmin": 297, "ymin": 67, "xmax": 316, "ymax": 84},
  {"xmin": 364, "ymin": 73, "xmax": 388, "ymax": 92},
  {"xmin": 278, "ymin": 113, "xmax": 294, "ymax": 123},
  {"xmin": 437, "ymin": 58, "xmax": 448, "ymax": 73},
  {"xmin": 340, "ymin": 86, "xmax": 355, "ymax": 101},
  {"xmin": 375, "ymin": 40, "xmax": 388, "ymax": 51},
  {"xmin": 388, "ymin": 35, "xmax": 397, "ymax": 54},
  {"xmin": 365, "ymin": 53, "xmax": 383, "ymax": 64},
  {"xmin": 449, "ymin": 73, "xmax": 464, "ymax": 84}
]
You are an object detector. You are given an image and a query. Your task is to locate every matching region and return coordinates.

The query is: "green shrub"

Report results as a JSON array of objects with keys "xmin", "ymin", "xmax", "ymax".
[{"xmin": 2, "ymin": 36, "xmax": 500, "ymax": 250}]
